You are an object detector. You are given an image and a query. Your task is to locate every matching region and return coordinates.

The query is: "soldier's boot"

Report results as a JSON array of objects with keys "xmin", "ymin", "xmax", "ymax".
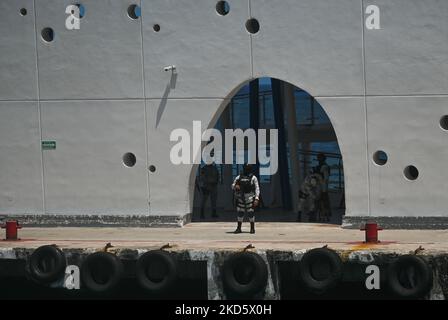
[
  {"xmin": 250, "ymin": 222, "xmax": 255, "ymax": 234},
  {"xmin": 234, "ymin": 221, "xmax": 242, "ymax": 234}
]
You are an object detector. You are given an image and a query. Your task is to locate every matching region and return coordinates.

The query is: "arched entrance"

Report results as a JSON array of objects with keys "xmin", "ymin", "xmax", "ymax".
[{"xmin": 191, "ymin": 78, "xmax": 345, "ymax": 224}]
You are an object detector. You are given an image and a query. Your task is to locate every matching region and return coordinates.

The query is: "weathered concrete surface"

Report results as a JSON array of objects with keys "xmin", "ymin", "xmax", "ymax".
[
  {"xmin": 1, "ymin": 223, "xmax": 448, "ymax": 300},
  {"xmin": 343, "ymin": 216, "xmax": 448, "ymax": 230},
  {"xmin": 1, "ymin": 223, "xmax": 448, "ymax": 254},
  {"xmin": 0, "ymin": 214, "xmax": 189, "ymax": 228}
]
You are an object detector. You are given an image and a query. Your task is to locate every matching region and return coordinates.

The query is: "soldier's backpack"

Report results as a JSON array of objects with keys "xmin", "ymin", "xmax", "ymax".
[{"xmin": 238, "ymin": 174, "xmax": 254, "ymax": 194}]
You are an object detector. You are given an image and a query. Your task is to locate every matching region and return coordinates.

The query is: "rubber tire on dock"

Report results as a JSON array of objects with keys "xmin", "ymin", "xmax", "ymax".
[
  {"xmin": 222, "ymin": 252, "xmax": 268, "ymax": 297},
  {"xmin": 81, "ymin": 252, "xmax": 124, "ymax": 294},
  {"xmin": 299, "ymin": 247, "xmax": 343, "ymax": 294},
  {"xmin": 387, "ymin": 255, "xmax": 433, "ymax": 299},
  {"xmin": 28, "ymin": 245, "xmax": 67, "ymax": 284},
  {"xmin": 136, "ymin": 250, "xmax": 177, "ymax": 294}
]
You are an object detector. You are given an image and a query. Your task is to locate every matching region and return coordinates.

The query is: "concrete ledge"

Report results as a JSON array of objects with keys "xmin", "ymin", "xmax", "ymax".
[
  {"xmin": 343, "ymin": 216, "xmax": 448, "ymax": 230},
  {"xmin": 0, "ymin": 248, "xmax": 447, "ymax": 299},
  {"xmin": 0, "ymin": 213, "xmax": 191, "ymax": 228}
]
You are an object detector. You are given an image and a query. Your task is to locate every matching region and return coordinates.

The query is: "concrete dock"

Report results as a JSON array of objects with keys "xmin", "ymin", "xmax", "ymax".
[
  {"xmin": 1, "ymin": 223, "xmax": 448, "ymax": 300},
  {"xmin": 1, "ymin": 222, "xmax": 448, "ymax": 253}
]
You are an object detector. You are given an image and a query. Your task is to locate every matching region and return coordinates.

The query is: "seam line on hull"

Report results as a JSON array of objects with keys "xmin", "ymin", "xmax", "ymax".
[
  {"xmin": 249, "ymin": 0, "xmax": 254, "ymax": 78},
  {"xmin": 33, "ymin": 0, "xmax": 46, "ymax": 214},
  {"xmin": 139, "ymin": 0, "xmax": 151, "ymax": 210},
  {"xmin": 361, "ymin": 0, "xmax": 371, "ymax": 216},
  {"xmin": 4, "ymin": 94, "xmax": 448, "ymax": 103}
]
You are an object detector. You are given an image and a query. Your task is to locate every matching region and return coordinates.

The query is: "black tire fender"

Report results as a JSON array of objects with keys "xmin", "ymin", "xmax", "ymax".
[
  {"xmin": 299, "ymin": 247, "xmax": 343, "ymax": 294},
  {"xmin": 81, "ymin": 252, "xmax": 124, "ymax": 293},
  {"xmin": 136, "ymin": 250, "xmax": 177, "ymax": 293},
  {"xmin": 387, "ymin": 255, "xmax": 433, "ymax": 299},
  {"xmin": 222, "ymin": 251, "xmax": 268, "ymax": 297},
  {"xmin": 28, "ymin": 245, "xmax": 67, "ymax": 284}
]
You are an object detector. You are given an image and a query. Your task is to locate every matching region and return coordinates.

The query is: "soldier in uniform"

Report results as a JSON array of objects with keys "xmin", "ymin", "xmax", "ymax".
[
  {"xmin": 297, "ymin": 173, "xmax": 323, "ymax": 222},
  {"xmin": 314, "ymin": 153, "xmax": 331, "ymax": 222},
  {"xmin": 231, "ymin": 164, "xmax": 260, "ymax": 234},
  {"xmin": 199, "ymin": 162, "xmax": 220, "ymax": 219}
]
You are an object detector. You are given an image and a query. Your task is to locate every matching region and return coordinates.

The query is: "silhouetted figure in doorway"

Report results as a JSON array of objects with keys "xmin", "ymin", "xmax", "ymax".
[{"xmin": 199, "ymin": 163, "xmax": 219, "ymax": 219}]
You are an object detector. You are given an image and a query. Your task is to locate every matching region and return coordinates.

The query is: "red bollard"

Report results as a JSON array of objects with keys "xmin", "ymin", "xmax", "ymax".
[
  {"xmin": 1, "ymin": 220, "xmax": 22, "ymax": 240},
  {"xmin": 360, "ymin": 221, "xmax": 382, "ymax": 243}
]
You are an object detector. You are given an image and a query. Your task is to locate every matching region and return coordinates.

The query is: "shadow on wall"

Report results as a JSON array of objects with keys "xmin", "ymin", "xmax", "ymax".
[{"xmin": 156, "ymin": 70, "xmax": 178, "ymax": 128}]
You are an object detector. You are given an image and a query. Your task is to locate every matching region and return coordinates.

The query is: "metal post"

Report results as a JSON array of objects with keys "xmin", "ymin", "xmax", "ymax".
[
  {"xmin": 249, "ymin": 79, "xmax": 260, "ymax": 178},
  {"xmin": 283, "ymin": 83, "xmax": 300, "ymax": 212},
  {"xmin": 271, "ymin": 79, "xmax": 292, "ymax": 210}
]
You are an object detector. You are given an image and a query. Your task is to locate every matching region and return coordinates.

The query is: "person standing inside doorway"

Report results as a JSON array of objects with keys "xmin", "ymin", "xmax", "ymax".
[
  {"xmin": 314, "ymin": 153, "xmax": 331, "ymax": 222},
  {"xmin": 296, "ymin": 173, "xmax": 323, "ymax": 222},
  {"xmin": 232, "ymin": 164, "xmax": 260, "ymax": 234},
  {"xmin": 199, "ymin": 162, "xmax": 220, "ymax": 219}
]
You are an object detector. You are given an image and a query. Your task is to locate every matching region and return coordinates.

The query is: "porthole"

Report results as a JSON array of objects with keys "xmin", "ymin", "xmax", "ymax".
[
  {"xmin": 373, "ymin": 150, "xmax": 388, "ymax": 166},
  {"xmin": 246, "ymin": 18, "xmax": 260, "ymax": 34},
  {"xmin": 127, "ymin": 4, "xmax": 141, "ymax": 20},
  {"xmin": 216, "ymin": 1, "xmax": 230, "ymax": 16},
  {"xmin": 123, "ymin": 153, "xmax": 137, "ymax": 167},
  {"xmin": 75, "ymin": 4, "xmax": 85, "ymax": 19},
  {"xmin": 404, "ymin": 165, "xmax": 419, "ymax": 181},
  {"xmin": 41, "ymin": 28, "xmax": 54, "ymax": 43},
  {"xmin": 439, "ymin": 115, "xmax": 448, "ymax": 131}
]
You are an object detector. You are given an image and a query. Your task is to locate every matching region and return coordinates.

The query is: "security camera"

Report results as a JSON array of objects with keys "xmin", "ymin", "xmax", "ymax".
[{"xmin": 163, "ymin": 65, "xmax": 176, "ymax": 72}]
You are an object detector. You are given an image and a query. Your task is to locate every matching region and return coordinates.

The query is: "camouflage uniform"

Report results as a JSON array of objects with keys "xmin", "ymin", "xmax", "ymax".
[
  {"xmin": 314, "ymin": 159, "xmax": 331, "ymax": 222},
  {"xmin": 297, "ymin": 173, "xmax": 323, "ymax": 222},
  {"xmin": 231, "ymin": 165, "xmax": 260, "ymax": 234}
]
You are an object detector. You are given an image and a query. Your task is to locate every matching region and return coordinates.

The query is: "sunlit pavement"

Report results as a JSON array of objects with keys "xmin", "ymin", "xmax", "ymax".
[{"xmin": 1, "ymin": 222, "xmax": 448, "ymax": 254}]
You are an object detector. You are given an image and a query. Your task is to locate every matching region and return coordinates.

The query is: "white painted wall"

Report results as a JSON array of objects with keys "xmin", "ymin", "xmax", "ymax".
[
  {"xmin": 41, "ymin": 100, "xmax": 148, "ymax": 214},
  {"xmin": 0, "ymin": 102, "xmax": 43, "ymax": 214},
  {"xmin": 0, "ymin": 0, "xmax": 447, "ymax": 221}
]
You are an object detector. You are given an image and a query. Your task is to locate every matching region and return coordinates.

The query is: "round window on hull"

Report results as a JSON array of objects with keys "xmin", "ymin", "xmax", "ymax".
[
  {"xmin": 404, "ymin": 165, "xmax": 419, "ymax": 181},
  {"xmin": 41, "ymin": 28, "xmax": 55, "ymax": 43},
  {"xmin": 127, "ymin": 4, "xmax": 141, "ymax": 20},
  {"xmin": 440, "ymin": 115, "xmax": 448, "ymax": 131},
  {"xmin": 123, "ymin": 153, "xmax": 137, "ymax": 167},
  {"xmin": 246, "ymin": 18, "xmax": 260, "ymax": 34},
  {"xmin": 373, "ymin": 150, "xmax": 388, "ymax": 166},
  {"xmin": 216, "ymin": 1, "xmax": 230, "ymax": 16},
  {"xmin": 75, "ymin": 4, "xmax": 86, "ymax": 19}
]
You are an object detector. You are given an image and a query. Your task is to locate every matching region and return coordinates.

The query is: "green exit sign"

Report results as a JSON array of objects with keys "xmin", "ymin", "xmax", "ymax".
[{"xmin": 42, "ymin": 141, "xmax": 56, "ymax": 150}]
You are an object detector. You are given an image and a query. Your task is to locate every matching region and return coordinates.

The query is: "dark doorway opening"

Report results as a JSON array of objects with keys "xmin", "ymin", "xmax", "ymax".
[{"xmin": 192, "ymin": 78, "xmax": 345, "ymax": 224}]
